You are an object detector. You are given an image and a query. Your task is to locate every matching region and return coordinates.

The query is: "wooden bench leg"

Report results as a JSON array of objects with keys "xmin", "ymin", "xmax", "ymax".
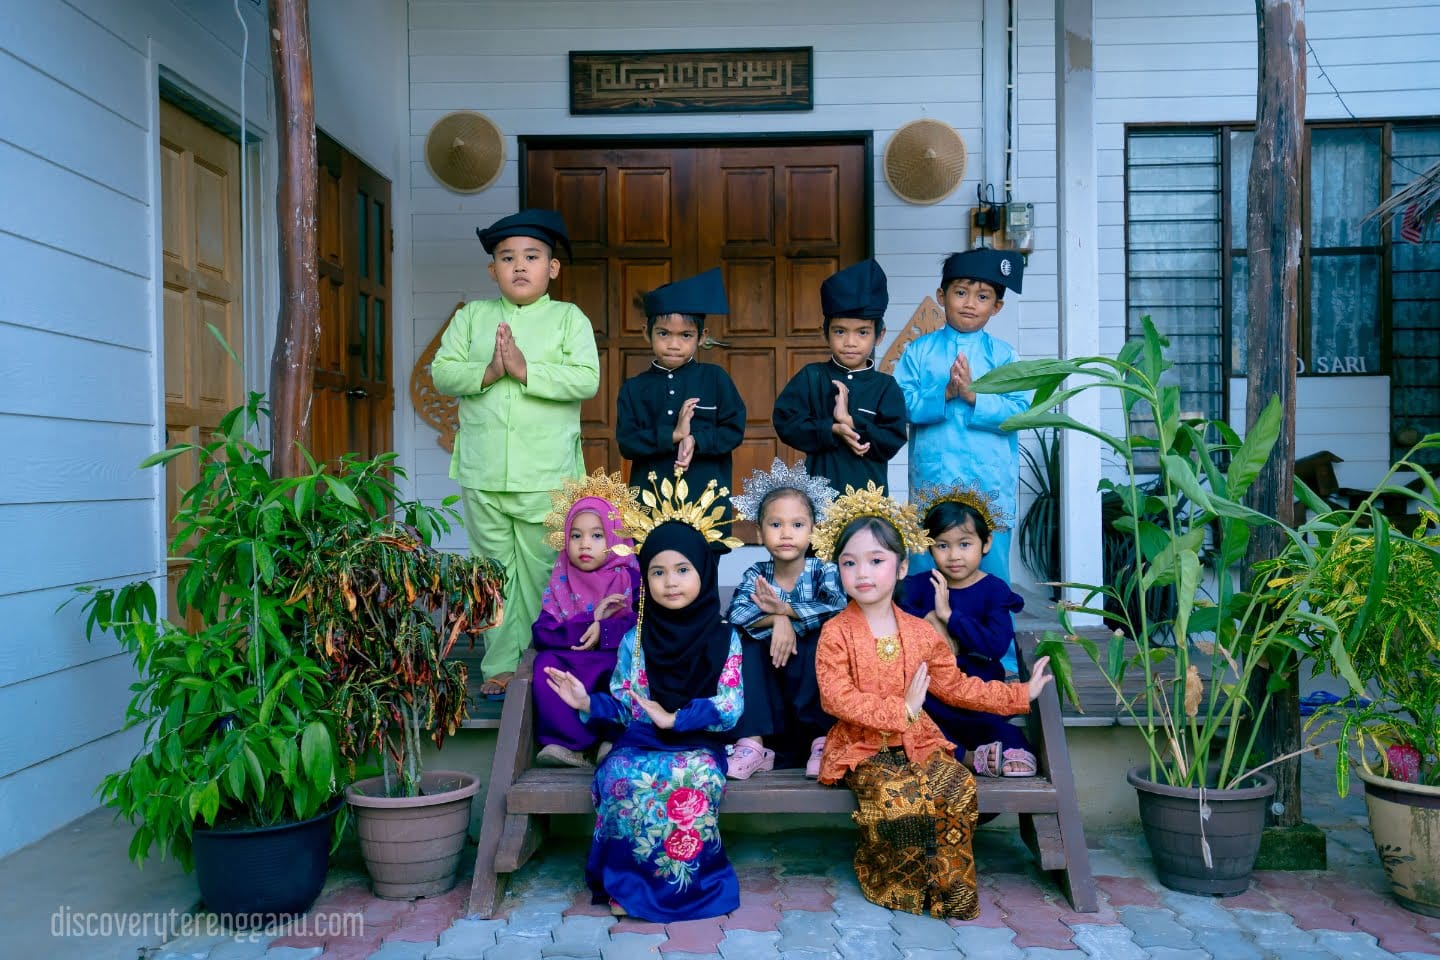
[
  {"xmin": 468, "ymin": 656, "xmax": 539, "ymax": 918},
  {"xmin": 1018, "ymin": 812, "xmax": 1066, "ymax": 871},
  {"xmin": 495, "ymin": 813, "xmax": 544, "ymax": 873},
  {"xmin": 1052, "ymin": 788, "xmax": 1098, "ymax": 912}
]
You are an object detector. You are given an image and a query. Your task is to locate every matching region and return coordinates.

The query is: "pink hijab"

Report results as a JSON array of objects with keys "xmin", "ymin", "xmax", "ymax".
[{"xmin": 540, "ymin": 496, "xmax": 639, "ymax": 622}]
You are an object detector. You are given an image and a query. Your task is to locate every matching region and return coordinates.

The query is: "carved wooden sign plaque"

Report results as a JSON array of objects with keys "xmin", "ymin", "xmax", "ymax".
[{"xmin": 569, "ymin": 47, "xmax": 813, "ymax": 114}]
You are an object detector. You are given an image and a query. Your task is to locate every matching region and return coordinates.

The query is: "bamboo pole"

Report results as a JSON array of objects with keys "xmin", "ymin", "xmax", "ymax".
[{"xmin": 267, "ymin": 0, "xmax": 319, "ymax": 478}]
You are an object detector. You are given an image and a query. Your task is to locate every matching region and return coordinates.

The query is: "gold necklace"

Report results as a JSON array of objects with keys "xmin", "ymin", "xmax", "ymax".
[{"xmin": 875, "ymin": 632, "xmax": 900, "ymax": 663}]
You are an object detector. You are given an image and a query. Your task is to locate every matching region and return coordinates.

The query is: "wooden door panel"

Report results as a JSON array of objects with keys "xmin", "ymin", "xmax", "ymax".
[
  {"xmin": 159, "ymin": 102, "xmax": 243, "ymax": 627},
  {"xmin": 311, "ymin": 132, "xmax": 394, "ymax": 465},
  {"xmin": 527, "ymin": 140, "xmax": 866, "ymax": 507}
]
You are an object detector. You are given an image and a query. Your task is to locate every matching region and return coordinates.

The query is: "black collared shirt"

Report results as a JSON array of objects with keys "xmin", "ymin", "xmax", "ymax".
[
  {"xmin": 773, "ymin": 358, "xmax": 907, "ymax": 494},
  {"xmin": 616, "ymin": 359, "xmax": 746, "ymax": 505}
]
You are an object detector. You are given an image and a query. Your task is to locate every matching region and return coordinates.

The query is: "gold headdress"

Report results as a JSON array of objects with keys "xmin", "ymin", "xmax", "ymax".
[
  {"xmin": 912, "ymin": 482, "xmax": 1012, "ymax": 533},
  {"xmin": 542, "ymin": 469, "xmax": 642, "ymax": 551},
  {"xmin": 612, "ymin": 472, "xmax": 744, "ymax": 556},
  {"xmin": 810, "ymin": 482, "xmax": 933, "ymax": 563}
]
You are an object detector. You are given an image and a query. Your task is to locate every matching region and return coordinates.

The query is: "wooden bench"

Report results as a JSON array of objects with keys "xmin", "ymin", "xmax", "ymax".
[{"xmin": 468, "ymin": 644, "xmax": 1097, "ymax": 916}]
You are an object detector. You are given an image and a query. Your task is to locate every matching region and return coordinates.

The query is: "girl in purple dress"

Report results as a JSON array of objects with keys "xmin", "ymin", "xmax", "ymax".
[
  {"xmin": 897, "ymin": 486, "xmax": 1036, "ymax": 777},
  {"xmin": 533, "ymin": 482, "xmax": 641, "ymax": 768}
]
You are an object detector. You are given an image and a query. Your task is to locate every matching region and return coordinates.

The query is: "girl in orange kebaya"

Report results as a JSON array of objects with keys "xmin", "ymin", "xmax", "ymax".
[{"xmin": 809, "ymin": 484, "xmax": 1052, "ymax": 920}]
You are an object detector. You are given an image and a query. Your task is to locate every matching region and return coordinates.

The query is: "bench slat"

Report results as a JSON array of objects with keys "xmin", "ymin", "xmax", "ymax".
[{"xmin": 506, "ymin": 767, "xmax": 1062, "ymax": 816}]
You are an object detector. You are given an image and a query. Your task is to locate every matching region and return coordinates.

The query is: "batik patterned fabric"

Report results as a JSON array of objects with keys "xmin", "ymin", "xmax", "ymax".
[
  {"xmin": 581, "ymin": 623, "xmax": 743, "ymax": 921},
  {"xmin": 846, "ymin": 748, "xmax": 981, "ymax": 919}
]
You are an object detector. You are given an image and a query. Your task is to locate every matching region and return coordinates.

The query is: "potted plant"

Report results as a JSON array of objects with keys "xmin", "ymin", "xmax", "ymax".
[
  {"xmin": 75, "ymin": 393, "xmax": 394, "ymax": 916},
  {"xmin": 1017, "ymin": 428, "xmax": 1061, "ymax": 597},
  {"xmin": 1281, "ymin": 471, "xmax": 1440, "ymax": 915},
  {"xmin": 292, "ymin": 506, "xmax": 505, "ymax": 899},
  {"xmin": 973, "ymin": 318, "xmax": 1348, "ymax": 895}
]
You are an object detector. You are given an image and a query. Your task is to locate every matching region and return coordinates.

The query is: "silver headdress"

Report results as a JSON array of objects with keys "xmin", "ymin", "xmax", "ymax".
[{"xmin": 731, "ymin": 458, "xmax": 839, "ymax": 523}]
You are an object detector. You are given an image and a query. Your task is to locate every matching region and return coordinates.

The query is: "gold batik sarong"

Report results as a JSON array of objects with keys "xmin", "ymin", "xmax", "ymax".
[{"xmin": 844, "ymin": 747, "xmax": 980, "ymax": 919}]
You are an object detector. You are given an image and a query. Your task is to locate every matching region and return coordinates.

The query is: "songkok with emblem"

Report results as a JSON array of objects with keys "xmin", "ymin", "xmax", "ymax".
[
  {"xmin": 476, "ymin": 208, "xmax": 572, "ymax": 259},
  {"xmin": 941, "ymin": 248, "xmax": 1025, "ymax": 296},
  {"xmin": 643, "ymin": 268, "xmax": 730, "ymax": 319},
  {"xmin": 820, "ymin": 259, "xmax": 889, "ymax": 324}
]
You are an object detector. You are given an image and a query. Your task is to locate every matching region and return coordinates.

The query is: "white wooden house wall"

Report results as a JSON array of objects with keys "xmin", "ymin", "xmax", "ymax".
[
  {"xmin": 0, "ymin": 0, "xmax": 410, "ymax": 860},
  {"xmin": 1015, "ymin": 0, "xmax": 1440, "ymax": 492}
]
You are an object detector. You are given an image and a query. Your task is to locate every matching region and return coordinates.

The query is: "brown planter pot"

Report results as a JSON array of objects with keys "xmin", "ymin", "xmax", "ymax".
[
  {"xmin": 346, "ymin": 769, "xmax": 479, "ymax": 900},
  {"xmin": 1357, "ymin": 767, "xmax": 1440, "ymax": 917},
  {"xmin": 1128, "ymin": 765, "xmax": 1276, "ymax": 896}
]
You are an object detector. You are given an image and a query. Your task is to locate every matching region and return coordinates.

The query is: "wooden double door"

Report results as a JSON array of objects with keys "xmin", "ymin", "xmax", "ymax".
[
  {"xmin": 312, "ymin": 131, "xmax": 394, "ymax": 466},
  {"xmin": 526, "ymin": 140, "xmax": 869, "ymax": 489}
]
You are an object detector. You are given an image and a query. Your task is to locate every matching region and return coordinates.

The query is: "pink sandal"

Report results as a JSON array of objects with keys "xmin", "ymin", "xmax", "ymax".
[
  {"xmin": 805, "ymin": 736, "xmax": 827, "ymax": 779},
  {"xmin": 727, "ymin": 737, "xmax": 775, "ymax": 780},
  {"xmin": 1000, "ymin": 747, "xmax": 1038, "ymax": 778},
  {"xmin": 971, "ymin": 741, "xmax": 1005, "ymax": 777}
]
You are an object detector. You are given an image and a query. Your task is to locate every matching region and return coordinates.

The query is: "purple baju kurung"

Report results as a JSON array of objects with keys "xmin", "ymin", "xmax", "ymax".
[{"xmin": 532, "ymin": 566, "xmax": 640, "ymax": 751}]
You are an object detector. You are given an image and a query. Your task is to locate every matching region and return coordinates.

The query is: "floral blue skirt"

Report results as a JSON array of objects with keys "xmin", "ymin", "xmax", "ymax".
[{"xmin": 585, "ymin": 744, "xmax": 739, "ymax": 922}]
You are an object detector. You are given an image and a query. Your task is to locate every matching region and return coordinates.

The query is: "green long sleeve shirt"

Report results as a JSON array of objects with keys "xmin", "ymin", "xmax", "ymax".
[{"xmin": 431, "ymin": 294, "xmax": 600, "ymax": 492}]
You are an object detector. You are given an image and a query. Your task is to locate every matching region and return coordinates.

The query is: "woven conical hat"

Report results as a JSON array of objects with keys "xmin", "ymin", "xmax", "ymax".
[
  {"xmin": 425, "ymin": 111, "xmax": 504, "ymax": 194},
  {"xmin": 884, "ymin": 119, "xmax": 967, "ymax": 205}
]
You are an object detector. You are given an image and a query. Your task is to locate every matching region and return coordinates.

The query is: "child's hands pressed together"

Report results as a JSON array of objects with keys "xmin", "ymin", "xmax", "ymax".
[
  {"xmin": 1026, "ymin": 656, "xmax": 1055, "ymax": 701},
  {"xmin": 485, "ymin": 327, "xmax": 507, "ymax": 383},
  {"xmin": 769, "ymin": 614, "xmax": 797, "ymax": 668},
  {"xmin": 945, "ymin": 353, "xmax": 973, "ymax": 402},
  {"xmin": 544, "ymin": 666, "xmax": 591, "ymax": 711},
  {"xmin": 498, "ymin": 322, "xmax": 528, "ymax": 382},
  {"xmin": 905, "ymin": 660, "xmax": 930, "ymax": 721},
  {"xmin": 635, "ymin": 696, "xmax": 677, "ymax": 730}
]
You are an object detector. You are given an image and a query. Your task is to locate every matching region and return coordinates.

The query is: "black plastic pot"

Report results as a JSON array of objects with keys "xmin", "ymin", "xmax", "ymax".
[
  {"xmin": 1128, "ymin": 765, "xmax": 1276, "ymax": 896},
  {"xmin": 191, "ymin": 796, "xmax": 342, "ymax": 917}
]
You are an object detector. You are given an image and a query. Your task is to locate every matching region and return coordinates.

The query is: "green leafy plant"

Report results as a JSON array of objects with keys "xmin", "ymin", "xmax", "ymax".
[
  {"xmin": 972, "ymin": 317, "xmax": 1375, "ymax": 790},
  {"xmin": 75, "ymin": 391, "xmax": 446, "ymax": 868},
  {"xmin": 1018, "ymin": 429, "xmax": 1061, "ymax": 593},
  {"xmin": 1276, "ymin": 476, "xmax": 1440, "ymax": 792},
  {"xmin": 293, "ymin": 514, "xmax": 506, "ymax": 799}
]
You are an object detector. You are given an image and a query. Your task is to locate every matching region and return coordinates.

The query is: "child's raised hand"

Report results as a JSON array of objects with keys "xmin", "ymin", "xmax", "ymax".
[
  {"xmin": 544, "ymin": 666, "xmax": 590, "ymax": 711},
  {"xmin": 904, "ymin": 660, "xmax": 930, "ymax": 719},
  {"xmin": 485, "ymin": 327, "xmax": 507, "ymax": 383},
  {"xmin": 671, "ymin": 397, "xmax": 700, "ymax": 443},
  {"xmin": 593, "ymin": 593, "xmax": 628, "ymax": 621},
  {"xmin": 769, "ymin": 614, "xmax": 797, "ymax": 668},
  {"xmin": 674, "ymin": 434, "xmax": 696, "ymax": 471},
  {"xmin": 635, "ymin": 696, "xmax": 678, "ymax": 730},
  {"xmin": 572, "ymin": 621, "xmax": 602, "ymax": 651},
  {"xmin": 499, "ymin": 322, "xmax": 527, "ymax": 380},
  {"xmin": 830, "ymin": 380, "xmax": 855, "ymax": 427},
  {"xmin": 1026, "ymin": 656, "xmax": 1055, "ymax": 701},
  {"xmin": 929, "ymin": 569, "xmax": 952, "ymax": 622},
  {"xmin": 753, "ymin": 577, "xmax": 786, "ymax": 616}
]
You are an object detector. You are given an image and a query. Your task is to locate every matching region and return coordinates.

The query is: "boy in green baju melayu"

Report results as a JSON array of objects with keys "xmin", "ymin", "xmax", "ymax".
[{"xmin": 431, "ymin": 210, "xmax": 600, "ymax": 697}]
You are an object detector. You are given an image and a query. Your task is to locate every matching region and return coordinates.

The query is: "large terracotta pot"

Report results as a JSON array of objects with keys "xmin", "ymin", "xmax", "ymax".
[
  {"xmin": 1128, "ymin": 765, "xmax": 1276, "ymax": 896},
  {"xmin": 1357, "ymin": 767, "xmax": 1440, "ymax": 917},
  {"xmin": 346, "ymin": 770, "xmax": 479, "ymax": 899},
  {"xmin": 192, "ymin": 796, "xmax": 342, "ymax": 917}
]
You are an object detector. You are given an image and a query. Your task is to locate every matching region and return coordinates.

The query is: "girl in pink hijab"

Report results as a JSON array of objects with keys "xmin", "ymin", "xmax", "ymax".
[{"xmin": 532, "ymin": 494, "xmax": 641, "ymax": 767}]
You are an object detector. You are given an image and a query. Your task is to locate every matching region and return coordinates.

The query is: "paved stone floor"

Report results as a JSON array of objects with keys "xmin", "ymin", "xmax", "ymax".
[{"xmin": 54, "ymin": 757, "xmax": 1440, "ymax": 958}]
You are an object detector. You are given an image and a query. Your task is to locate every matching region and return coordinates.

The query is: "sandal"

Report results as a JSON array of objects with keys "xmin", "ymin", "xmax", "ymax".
[
  {"xmin": 727, "ymin": 737, "xmax": 775, "ymax": 780},
  {"xmin": 536, "ymin": 744, "xmax": 593, "ymax": 769},
  {"xmin": 480, "ymin": 672, "xmax": 514, "ymax": 701},
  {"xmin": 1001, "ymin": 747, "xmax": 1038, "ymax": 778},
  {"xmin": 971, "ymin": 741, "xmax": 1005, "ymax": 777},
  {"xmin": 609, "ymin": 898, "xmax": 627, "ymax": 917},
  {"xmin": 805, "ymin": 736, "xmax": 827, "ymax": 779}
]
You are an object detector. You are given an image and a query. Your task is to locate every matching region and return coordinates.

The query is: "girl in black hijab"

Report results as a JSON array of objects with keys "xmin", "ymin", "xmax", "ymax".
[{"xmin": 545, "ymin": 516, "xmax": 743, "ymax": 922}]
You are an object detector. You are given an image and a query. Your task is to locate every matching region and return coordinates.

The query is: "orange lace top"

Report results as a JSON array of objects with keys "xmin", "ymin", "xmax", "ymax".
[{"xmin": 814, "ymin": 601, "xmax": 1031, "ymax": 785}]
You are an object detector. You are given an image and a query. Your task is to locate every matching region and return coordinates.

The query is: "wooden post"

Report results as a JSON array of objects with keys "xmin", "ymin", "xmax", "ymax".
[
  {"xmin": 1244, "ymin": 0, "xmax": 1305, "ymax": 829},
  {"xmin": 267, "ymin": 0, "xmax": 319, "ymax": 478},
  {"xmin": 1055, "ymin": 0, "xmax": 1104, "ymax": 608}
]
